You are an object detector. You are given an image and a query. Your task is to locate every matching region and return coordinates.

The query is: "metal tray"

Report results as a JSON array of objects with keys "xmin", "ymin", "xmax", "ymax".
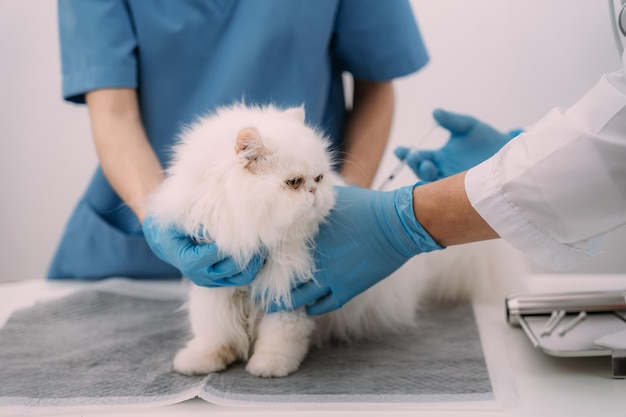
[{"xmin": 506, "ymin": 290, "xmax": 626, "ymax": 378}]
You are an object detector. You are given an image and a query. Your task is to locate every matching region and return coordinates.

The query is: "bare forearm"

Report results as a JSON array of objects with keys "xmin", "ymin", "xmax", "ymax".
[
  {"xmin": 412, "ymin": 172, "xmax": 499, "ymax": 246},
  {"xmin": 86, "ymin": 89, "xmax": 163, "ymax": 223},
  {"xmin": 340, "ymin": 80, "xmax": 394, "ymax": 187}
]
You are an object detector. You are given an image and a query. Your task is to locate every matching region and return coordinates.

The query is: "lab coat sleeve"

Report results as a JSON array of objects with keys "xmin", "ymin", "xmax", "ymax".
[
  {"xmin": 58, "ymin": 0, "xmax": 138, "ymax": 103},
  {"xmin": 465, "ymin": 51, "xmax": 626, "ymax": 270},
  {"xmin": 332, "ymin": 0, "xmax": 429, "ymax": 80}
]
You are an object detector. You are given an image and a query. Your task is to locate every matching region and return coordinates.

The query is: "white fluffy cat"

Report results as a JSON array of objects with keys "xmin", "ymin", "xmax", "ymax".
[{"xmin": 148, "ymin": 103, "xmax": 527, "ymax": 378}]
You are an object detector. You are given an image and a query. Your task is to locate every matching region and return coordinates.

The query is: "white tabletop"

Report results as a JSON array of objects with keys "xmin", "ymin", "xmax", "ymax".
[{"xmin": 1, "ymin": 274, "xmax": 624, "ymax": 417}]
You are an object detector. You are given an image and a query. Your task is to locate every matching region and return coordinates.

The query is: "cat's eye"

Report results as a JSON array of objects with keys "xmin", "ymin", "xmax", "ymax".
[
  {"xmin": 286, "ymin": 177, "xmax": 304, "ymax": 190},
  {"xmin": 314, "ymin": 174, "xmax": 324, "ymax": 183}
]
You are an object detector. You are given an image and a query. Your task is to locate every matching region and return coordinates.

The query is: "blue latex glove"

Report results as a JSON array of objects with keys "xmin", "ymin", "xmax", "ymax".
[
  {"xmin": 268, "ymin": 184, "xmax": 442, "ymax": 315},
  {"xmin": 394, "ymin": 109, "xmax": 523, "ymax": 182},
  {"xmin": 142, "ymin": 215, "xmax": 264, "ymax": 287}
]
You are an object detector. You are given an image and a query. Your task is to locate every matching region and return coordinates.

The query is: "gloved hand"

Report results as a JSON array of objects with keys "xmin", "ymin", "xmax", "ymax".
[
  {"xmin": 394, "ymin": 109, "xmax": 523, "ymax": 182},
  {"xmin": 142, "ymin": 215, "xmax": 264, "ymax": 287},
  {"xmin": 268, "ymin": 184, "xmax": 442, "ymax": 315}
]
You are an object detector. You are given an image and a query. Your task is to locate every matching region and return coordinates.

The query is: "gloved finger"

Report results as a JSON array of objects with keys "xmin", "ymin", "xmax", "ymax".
[
  {"xmin": 267, "ymin": 280, "xmax": 330, "ymax": 313},
  {"xmin": 433, "ymin": 108, "xmax": 475, "ymax": 134},
  {"xmin": 291, "ymin": 280, "xmax": 330, "ymax": 309},
  {"xmin": 416, "ymin": 160, "xmax": 439, "ymax": 182},
  {"xmin": 218, "ymin": 271, "xmax": 255, "ymax": 287},
  {"xmin": 191, "ymin": 258, "xmax": 262, "ymax": 288},
  {"xmin": 395, "ymin": 146, "xmax": 431, "ymax": 164},
  {"xmin": 404, "ymin": 150, "xmax": 438, "ymax": 181},
  {"xmin": 265, "ymin": 302, "xmax": 282, "ymax": 314},
  {"xmin": 405, "ymin": 149, "xmax": 432, "ymax": 169},
  {"xmin": 393, "ymin": 146, "xmax": 410, "ymax": 161},
  {"xmin": 221, "ymin": 252, "xmax": 266, "ymax": 286},
  {"xmin": 189, "ymin": 275, "xmax": 233, "ymax": 288},
  {"xmin": 208, "ymin": 256, "xmax": 248, "ymax": 280},
  {"xmin": 175, "ymin": 234, "xmax": 223, "ymax": 264},
  {"xmin": 306, "ymin": 293, "xmax": 343, "ymax": 316},
  {"xmin": 176, "ymin": 239, "xmax": 241, "ymax": 282}
]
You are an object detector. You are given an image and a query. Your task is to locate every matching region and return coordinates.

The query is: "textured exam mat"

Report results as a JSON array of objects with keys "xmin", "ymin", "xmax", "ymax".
[{"xmin": 0, "ymin": 286, "xmax": 493, "ymax": 408}]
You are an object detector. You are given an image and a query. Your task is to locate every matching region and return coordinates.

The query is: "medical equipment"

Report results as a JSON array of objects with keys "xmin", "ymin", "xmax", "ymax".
[
  {"xmin": 540, "ymin": 310, "xmax": 565, "ymax": 337},
  {"xmin": 610, "ymin": 0, "xmax": 626, "ymax": 54},
  {"xmin": 377, "ymin": 124, "xmax": 437, "ymax": 190},
  {"xmin": 558, "ymin": 311, "xmax": 587, "ymax": 337},
  {"xmin": 506, "ymin": 290, "xmax": 626, "ymax": 378},
  {"xmin": 539, "ymin": 310, "xmax": 559, "ymax": 335}
]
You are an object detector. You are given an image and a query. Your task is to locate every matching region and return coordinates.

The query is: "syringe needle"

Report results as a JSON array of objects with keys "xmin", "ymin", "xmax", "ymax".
[
  {"xmin": 377, "ymin": 146, "xmax": 417, "ymax": 191},
  {"xmin": 378, "ymin": 124, "xmax": 437, "ymax": 191}
]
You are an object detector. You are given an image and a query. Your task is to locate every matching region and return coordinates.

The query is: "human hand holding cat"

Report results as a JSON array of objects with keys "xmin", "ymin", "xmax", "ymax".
[
  {"xmin": 394, "ymin": 109, "xmax": 523, "ymax": 182},
  {"xmin": 269, "ymin": 184, "xmax": 442, "ymax": 315},
  {"xmin": 142, "ymin": 215, "xmax": 264, "ymax": 287}
]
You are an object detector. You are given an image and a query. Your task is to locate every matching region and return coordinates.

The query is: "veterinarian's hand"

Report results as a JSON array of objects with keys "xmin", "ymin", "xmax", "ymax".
[
  {"xmin": 143, "ymin": 215, "xmax": 264, "ymax": 287},
  {"xmin": 269, "ymin": 184, "xmax": 442, "ymax": 315},
  {"xmin": 395, "ymin": 109, "xmax": 523, "ymax": 182}
]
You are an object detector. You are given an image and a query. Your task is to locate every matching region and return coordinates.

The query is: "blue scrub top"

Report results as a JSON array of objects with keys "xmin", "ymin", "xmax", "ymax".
[{"xmin": 49, "ymin": 0, "xmax": 429, "ymax": 280}]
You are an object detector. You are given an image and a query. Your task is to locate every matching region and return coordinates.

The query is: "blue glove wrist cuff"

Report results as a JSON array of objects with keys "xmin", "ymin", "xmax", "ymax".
[{"xmin": 389, "ymin": 184, "xmax": 443, "ymax": 257}]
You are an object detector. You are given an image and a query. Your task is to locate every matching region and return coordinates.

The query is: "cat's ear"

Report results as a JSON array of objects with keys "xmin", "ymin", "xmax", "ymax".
[
  {"xmin": 235, "ymin": 127, "xmax": 267, "ymax": 169},
  {"xmin": 283, "ymin": 105, "xmax": 306, "ymax": 123}
]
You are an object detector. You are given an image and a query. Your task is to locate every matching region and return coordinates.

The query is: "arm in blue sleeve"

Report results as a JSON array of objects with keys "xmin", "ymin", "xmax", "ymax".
[
  {"xmin": 58, "ymin": 0, "xmax": 138, "ymax": 103},
  {"xmin": 333, "ymin": 0, "xmax": 429, "ymax": 80}
]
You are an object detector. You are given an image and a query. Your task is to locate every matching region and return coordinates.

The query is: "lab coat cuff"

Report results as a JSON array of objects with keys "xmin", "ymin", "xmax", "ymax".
[{"xmin": 465, "ymin": 157, "xmax": 595, "ymax": 270}]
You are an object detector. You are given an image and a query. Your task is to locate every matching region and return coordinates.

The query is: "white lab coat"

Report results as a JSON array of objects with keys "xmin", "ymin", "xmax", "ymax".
[{"xmin": 465, "ymin": 51, "xmax": 626, "ymax": 270}]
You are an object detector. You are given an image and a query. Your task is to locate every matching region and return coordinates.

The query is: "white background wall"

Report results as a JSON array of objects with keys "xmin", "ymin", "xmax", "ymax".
[{"xmin": 0, "ymin": 0, "xmax": 624, "ymax": 282}]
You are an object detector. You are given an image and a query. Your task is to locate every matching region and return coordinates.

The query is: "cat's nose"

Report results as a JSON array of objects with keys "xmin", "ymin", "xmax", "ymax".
[{"xmin": 309, "ymin": 186, "xmax": 316, "ymax": 195}]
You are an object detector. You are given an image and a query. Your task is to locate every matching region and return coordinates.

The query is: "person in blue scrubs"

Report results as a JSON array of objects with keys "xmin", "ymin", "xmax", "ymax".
[{"xmin": 48, "ymin": 0, "xmax": 429, "ymax": 280}]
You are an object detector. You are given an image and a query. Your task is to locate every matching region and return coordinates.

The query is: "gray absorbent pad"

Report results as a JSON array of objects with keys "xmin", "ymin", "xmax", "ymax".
[{"xmin": 0, "ymin": 286, "xmax": 493, "ymax": 408}]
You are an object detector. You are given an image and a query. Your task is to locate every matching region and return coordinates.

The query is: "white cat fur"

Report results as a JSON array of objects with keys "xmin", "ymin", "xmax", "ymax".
[{"xmin": 148, "ymin": 103, "xmax": 527, "ymax": 378}]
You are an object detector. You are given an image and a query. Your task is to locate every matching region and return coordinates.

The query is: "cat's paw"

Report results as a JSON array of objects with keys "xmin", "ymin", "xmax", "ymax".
[
  {"xmin": 173, "ymin": 344, "xmax": 238, "ymax": 376},
  {"xmin": 245, "ymin": 351, "xmax": 301, "ymax": 378}
]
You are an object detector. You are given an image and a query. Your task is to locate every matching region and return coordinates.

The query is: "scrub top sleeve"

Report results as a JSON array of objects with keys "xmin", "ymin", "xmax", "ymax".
[
  {"xmin": 333, "ymin": 0, "xmax": 429, "ymax": 81},
  {"xmin": 58, "ymin": 0, "xmax": 138, "ymax": 104}
]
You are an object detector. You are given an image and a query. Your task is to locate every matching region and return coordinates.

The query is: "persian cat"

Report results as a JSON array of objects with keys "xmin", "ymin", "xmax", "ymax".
[{"xmin": 148, "ymin": 104, "xmax": 526, "ymax": 378}]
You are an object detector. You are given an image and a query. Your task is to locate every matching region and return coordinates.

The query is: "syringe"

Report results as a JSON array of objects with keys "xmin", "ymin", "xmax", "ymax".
[{"xmin": 378, "ymin": 124, "xmax": 437, "ymax": 191}]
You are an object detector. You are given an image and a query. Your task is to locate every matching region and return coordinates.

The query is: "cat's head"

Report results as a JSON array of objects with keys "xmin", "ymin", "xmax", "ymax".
[
  {"xmin": 155, "ymin": 104, "xmax": 337, "ymax": 258},
  {"xmin": 221, "ymin": 105, "xmax": 336, "ymax": 246}
]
